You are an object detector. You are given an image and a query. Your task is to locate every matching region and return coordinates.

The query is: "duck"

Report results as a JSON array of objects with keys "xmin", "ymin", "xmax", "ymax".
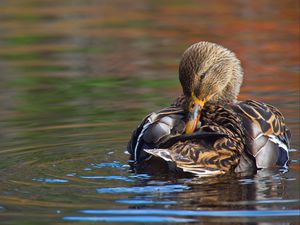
[{"xmin": 127, "ymin": 41, "xmax": 291, "ymax": 176}]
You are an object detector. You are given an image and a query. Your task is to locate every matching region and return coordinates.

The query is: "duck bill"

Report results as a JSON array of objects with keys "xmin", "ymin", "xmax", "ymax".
[{"xmin": 185, "ymin": 98, "xmax": 206, "ymax": 134}]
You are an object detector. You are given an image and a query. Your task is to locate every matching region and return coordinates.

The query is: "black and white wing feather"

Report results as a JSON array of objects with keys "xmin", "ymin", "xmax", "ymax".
[{"xmin": 234, "ymin": 100, "xmax": 291, "ymax": 168}]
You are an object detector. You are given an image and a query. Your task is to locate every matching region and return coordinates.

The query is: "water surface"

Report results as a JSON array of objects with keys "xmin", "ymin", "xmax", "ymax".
[{"xmin": 0, "ymin": 0, "xmax": 299, "ymax": 224}]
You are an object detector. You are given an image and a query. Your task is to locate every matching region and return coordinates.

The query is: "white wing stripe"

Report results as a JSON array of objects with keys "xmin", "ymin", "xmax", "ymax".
[{"xmin": 133, "ymin": 113, "xmax": 157, "ymax": 161}]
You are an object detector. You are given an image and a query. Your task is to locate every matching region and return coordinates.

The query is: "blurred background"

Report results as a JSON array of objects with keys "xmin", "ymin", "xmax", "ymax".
[{"xmin": 0, "ymin": 0, "xmax": 299, "ymax": 224}]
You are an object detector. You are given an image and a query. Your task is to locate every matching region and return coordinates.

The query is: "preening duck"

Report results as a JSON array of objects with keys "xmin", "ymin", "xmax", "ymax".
[{"xmin": 127, "ymin": 42, "xmax": 291, "ymax": 176}]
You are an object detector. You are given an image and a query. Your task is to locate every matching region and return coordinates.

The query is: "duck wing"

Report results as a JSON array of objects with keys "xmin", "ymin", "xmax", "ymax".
[
  {"xmin": 128, "ymin": 101, "xmax": 232, "ymax": 165},
  {"xmin": 145, "ymin": 104, "xmax": 245, "ymax": 176},
  {"xmin": 233, "ymin": 100, "xmax": 291, "ymax": 169},
  {"xmin": 145, "ymin": 134, "xmax": 243, "ymax": 176},
  {"xmin": 127, "ymin": 106, "xmax": 186, "ymax": 162}
]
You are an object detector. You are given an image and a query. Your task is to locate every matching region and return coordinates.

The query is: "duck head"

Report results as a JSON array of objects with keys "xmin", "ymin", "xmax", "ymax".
[{"xmin": 179, "ymin": 42, "xmax": 244, "ymax": 134}]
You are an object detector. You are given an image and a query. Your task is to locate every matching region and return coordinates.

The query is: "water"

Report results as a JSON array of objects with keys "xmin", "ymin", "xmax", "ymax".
[{"xmin": 0, "ymin": 0, "xmax": 299, "ymax": 224}]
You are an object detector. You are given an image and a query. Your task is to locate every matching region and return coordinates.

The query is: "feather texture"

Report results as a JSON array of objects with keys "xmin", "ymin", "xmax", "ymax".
[
  {"xmin": 233, "ymin": 100, "xmax": 290, "ymax": 169},
  {"xmin": 127, "ymin": 42, "xmax": 291, "ymax": 176},
  {"xmin": 127, "ymin": 98, "xmax": 291, "ymax": 176}
]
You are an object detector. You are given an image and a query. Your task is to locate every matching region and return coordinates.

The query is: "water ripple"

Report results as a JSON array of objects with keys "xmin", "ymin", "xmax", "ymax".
[
  {"xmin": 80, "ymin": 175, "xmax": 134, "ymax": 182},
  {"xmin": 32, "ymin": 178, "xmax": 69, "ymax": 183},
  {"xmin": 221, "ymin": 199, "xmax": 300, "ymax": 206},
  {"xmin": 63, "ymin": 216, "xmax": 196, "ymax": 223},
  {"xmin": 91, "ymin": 161, "xmax": 127, "ymax": 169},
  {"xmin": 116, "ymin": 199, "xmax": 177, "ymax": 205},
  {"xmin": 96, "ymin": 184, "xmax": 189, "ymax": 194},
  {"xmin": 80, "ymin": 209, "xmax": 300, "ymax": 217}
]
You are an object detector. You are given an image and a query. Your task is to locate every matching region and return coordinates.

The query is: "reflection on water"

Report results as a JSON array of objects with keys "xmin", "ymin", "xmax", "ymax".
[
  {"xmin": 63, "ymin": 208, "xmax": 299, "ymax": 222},
  {"xmin": 0, "ymin": 0, "xmax": 299, "ymax": 224}
]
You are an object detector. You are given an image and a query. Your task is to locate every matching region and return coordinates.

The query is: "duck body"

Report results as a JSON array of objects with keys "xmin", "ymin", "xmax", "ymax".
[
  {"xmin": 127, "ymin": 41, "xmax": 291, "ymax": 176},
  {"xmin": 127, "ymin": 97, "xmax": 290, "ymax": 176}
]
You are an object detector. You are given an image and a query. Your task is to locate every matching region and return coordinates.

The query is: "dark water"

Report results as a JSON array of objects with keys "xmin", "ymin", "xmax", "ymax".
[{"xmin": 0, "ymin": 0, "xmax": 299, "ymax": 224}]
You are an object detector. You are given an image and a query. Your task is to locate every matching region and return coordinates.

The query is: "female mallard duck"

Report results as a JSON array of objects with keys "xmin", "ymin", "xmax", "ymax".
[{"xmin": 127, "ymin": 42, "xmax": 291, "ymax": 176}]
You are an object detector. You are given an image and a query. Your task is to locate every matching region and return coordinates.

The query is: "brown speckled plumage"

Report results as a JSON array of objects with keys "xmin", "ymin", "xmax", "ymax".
[
  {"xmin": 127, "ymin": 42, "xmax": 290, "ymax": 176},
  {"xmin": 179, "ymin": 42, "xmax": 243, "ymax": 104}
]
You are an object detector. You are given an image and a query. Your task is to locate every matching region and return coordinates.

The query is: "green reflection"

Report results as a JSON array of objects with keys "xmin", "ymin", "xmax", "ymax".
[
  {"xmin": 0, "ymin": 52, "xmax": 40, "ymax": 61},
  {"xmin": 8, "ymin": 34, "xmax": 62, "ymax": 46},
  {"xmin": 9, "ymin": 75, "xmax": 178, "ymax": 128}
]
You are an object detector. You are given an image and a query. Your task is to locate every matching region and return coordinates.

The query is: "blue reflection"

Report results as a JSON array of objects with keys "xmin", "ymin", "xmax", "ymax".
[
  {"xmin": 66, "ymin": 173, "xmax": 76, "ymax": 177},
  {"xmin": 32, "ymin": 178, "xmax": 69, "ymax": 183},
  {"xmin": 91, "ymin": 161, "xmax": 127, "ymax": 169},
  {"xmin": 80, "ymin": 209, "xmax": 300, "ymax": 217},
  {"xmin": 116, "ymin": 199, "xmax": 177, "ymax": 205},
  {"xmin": 129, "ymin": 174, "xmax": 151, "ymax": 179},
  {"xmin": 63, "ymin": 216, "xmax": 196, "ymax": 223},
  {"xmin": 96, "ymin": 184, "xmax": 189, "ymax": 194}
]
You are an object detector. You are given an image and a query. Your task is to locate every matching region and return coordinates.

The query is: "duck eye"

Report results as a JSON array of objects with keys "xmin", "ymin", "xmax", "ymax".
[{"xmin": 199, "ymin": 72, "xmax": 206, "ymax": 80}]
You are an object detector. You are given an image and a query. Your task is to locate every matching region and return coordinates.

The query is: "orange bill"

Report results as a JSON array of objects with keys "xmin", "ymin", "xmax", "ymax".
[{"xmin": 185, "ymin": 94, "xmax": 206, "ymax": 134}]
